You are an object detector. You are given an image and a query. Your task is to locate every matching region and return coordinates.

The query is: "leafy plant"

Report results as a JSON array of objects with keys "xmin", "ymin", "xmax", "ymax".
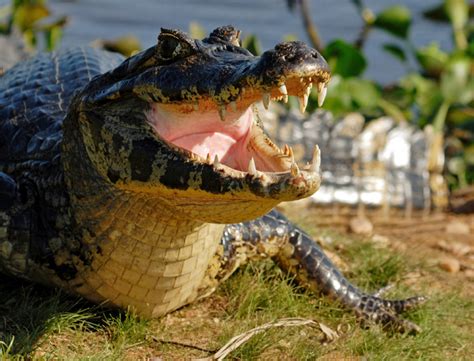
[
  {"xmin": 287, "ymin": 0, "xmax": 473, "ymax": 189},
  {"xmin": 0, "ymin": 0, "xmax": 67, "ymax": 51}
]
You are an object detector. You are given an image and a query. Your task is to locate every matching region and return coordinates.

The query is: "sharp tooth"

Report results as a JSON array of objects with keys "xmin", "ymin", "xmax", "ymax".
[
  {"xmin": 299, "ymin": 78, "xmax": 304, "ymax": 83},
  {"xmin": 248, "ymin": 157, "xmax": 257, "ymax": 176},
  {"xmin": 213, "ymin": 154, "xmax": 220, "ymax": 167},
  {"xmin": 288, "ymin": 145, "xmax": 294, "ymax": 161},
  {"xmin": 282, "ymin": 94, "xmax": 288, "ymax": 103},
  {"xmin": 206, "ymin": 153, "xmax": 211, "ymax": 163},
  {"xmin": 310, "ymin": 145, "xmax": 321, "ymax": 173},
  {"xmin": 263, "ymin": 92, "xmax": 271, "ymax": 110},
  {"xmin": 283, "ymin": 144, "xmax": 290, "ymax": 156},
  {"xmin": 193, "ymin": 101, "xmax": 199, "ymax": 111},
  {"xmin": 317, "ymin": 82, "xmax": 324, "ymax": 93},
  {"xmin": 279, "ymin": 84, "xmax": 287, "ymax": 95},
  {"xmin": 305, "ymin": 85, "xmax": 312, "ymax": 96},
  {"xmin": 298, "ymin": 94, "xmax": 308, "ymax": 114},
  {"xmin": 308, "ymin": 77, "xmax": 312, "ymax": 82},
  {"xmin": 230, "ymin": 101, "xmax": 237, "ymax": 112},
  {"xmin": 318, "ymin": 85, "xmax": 327, "ymax": 107},
  {"xmin": 290, "ymin": 162, "xmax": 300, "ymax": 177},
  {"xmin": 218, "ymin": 106, "xmax": 226, "ymax": 121}
]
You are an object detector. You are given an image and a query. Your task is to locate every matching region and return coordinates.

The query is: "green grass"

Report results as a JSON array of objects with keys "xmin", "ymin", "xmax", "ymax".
[{"xmin": 0, "ymin": 225, "xmax": 473, "ymax": 360}]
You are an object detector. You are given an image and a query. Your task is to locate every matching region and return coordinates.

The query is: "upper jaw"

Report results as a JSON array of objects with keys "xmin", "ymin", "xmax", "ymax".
[
  {"xmin": 145, "ymin": 37, "xmax": 331, "ymax": 180},
  {"xmin": 137, "ymin": 40, "xmax": 330, "ymax": 106}
]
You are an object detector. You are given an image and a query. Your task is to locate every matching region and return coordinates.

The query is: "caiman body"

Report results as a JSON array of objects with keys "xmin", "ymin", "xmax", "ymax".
[{"xmin": 0, "ymin": 26, "xmax": 424, "ymax": 331}]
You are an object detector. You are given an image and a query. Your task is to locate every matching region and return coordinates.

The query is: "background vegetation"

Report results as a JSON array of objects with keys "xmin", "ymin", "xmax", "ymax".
[{"xmin": 1, "ymin": 0, "xmax": 472, "ymax": 189}]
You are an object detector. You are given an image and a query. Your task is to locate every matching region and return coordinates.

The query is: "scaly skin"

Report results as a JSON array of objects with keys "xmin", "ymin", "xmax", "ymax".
[{"xmin": 0, "ymin": 26, "xmax": 425, "ymax": 331}]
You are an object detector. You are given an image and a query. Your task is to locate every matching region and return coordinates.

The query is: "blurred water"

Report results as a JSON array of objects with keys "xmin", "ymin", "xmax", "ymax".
[{"xmin": 49, "ymin": 0, "xmax": 452, "ymax": 83}]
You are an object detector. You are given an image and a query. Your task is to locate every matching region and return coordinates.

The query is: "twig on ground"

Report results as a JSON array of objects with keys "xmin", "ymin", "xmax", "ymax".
[{"xmin": 198, "ymin": 317, "xmax": 338, "ymax": 361}]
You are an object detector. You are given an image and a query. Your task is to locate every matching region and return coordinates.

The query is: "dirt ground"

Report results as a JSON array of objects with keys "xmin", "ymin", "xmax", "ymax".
[{"xmin": 291, "ymin": 201, "xmax": 474, "ymax": 299}]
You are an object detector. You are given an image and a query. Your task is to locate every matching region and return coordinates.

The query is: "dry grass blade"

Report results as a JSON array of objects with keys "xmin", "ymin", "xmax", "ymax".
[
  {"xmin": 197, "ymin": 317, "xmax": 338, "ymax": 361},
  {"xmin": 149, "ymin": 336, "xmax": 216, "ymax": 353}
]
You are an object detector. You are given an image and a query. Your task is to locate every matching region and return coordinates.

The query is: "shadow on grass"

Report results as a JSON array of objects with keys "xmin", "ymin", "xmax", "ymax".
[{"xmin": 0, "ymin": 274, "xmax": 121, "ymax": 356}]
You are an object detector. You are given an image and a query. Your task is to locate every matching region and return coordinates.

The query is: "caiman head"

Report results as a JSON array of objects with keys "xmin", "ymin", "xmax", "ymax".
[{"xmin": 65, "ymin": 26, "xmax": 330, "ymax": 223}]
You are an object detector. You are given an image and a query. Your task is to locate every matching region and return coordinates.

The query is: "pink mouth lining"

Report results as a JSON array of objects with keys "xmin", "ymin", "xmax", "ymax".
[{"xmin": 147, "ymin": 104, "xmax": 254, "ymax": 171}]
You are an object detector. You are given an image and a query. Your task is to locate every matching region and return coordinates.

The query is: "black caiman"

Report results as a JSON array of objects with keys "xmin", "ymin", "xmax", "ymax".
[{"xmin": 0, "ymin": 26, "xmax": 425, "ymax": 332}]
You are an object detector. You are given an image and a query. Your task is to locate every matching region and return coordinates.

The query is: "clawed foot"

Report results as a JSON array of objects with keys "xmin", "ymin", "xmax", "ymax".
[{"xmin": 357, "ymin": 294, "xmax": 428, "ymax": 333}]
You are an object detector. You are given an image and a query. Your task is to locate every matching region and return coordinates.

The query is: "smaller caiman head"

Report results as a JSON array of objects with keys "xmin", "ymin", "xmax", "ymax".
[{"xmin": 68, "ymin": 26, "xmax": 330, "ymax": 223}]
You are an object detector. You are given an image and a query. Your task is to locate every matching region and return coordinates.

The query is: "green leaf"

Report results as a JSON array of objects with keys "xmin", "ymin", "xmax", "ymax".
[
  {"xmin": 445, "ymin": 0, "xmax": 469, "ymax": 29},
  {"xmin": 415, "ymin": 42, "xmax": 449, "ymax": 76},
  {"xmin": 448, "ymin": 157, "xmax": 466, "ymax": 174},
  {"xmin": 382, "ymin": 84, "xmax": 416, "ymax": 120},
  {"xmin": 346, "ymin": 78, "xmax": 381, "ymax": 109},
  {"xmin": 44, "ymin": 25, "xmax": 62, "ymax": 51},
  {"xmin": 468, "ymin": 37, "xmax": 474, "ymax": 57},
  {"xmin": 445, "ymin": 0, "xmax": 469, "ymax": 49},
  {"xmin": 242, "ymin": 34, "xmax": 262, "ymax": 56},
  {"xmin": 102, "ymin": 35, "xmax": 142, "ymax": 57},
  {"xmin": 321, "ymin": 75, "xmax": 381, "ymax": 116},
  {"xmin": 423, "ymin": 2, "xmax": 473, "ymax": 22},
  {"xmin": 324, "ymin": 40, "xmax": 367, "ymax": 78},
  {"xmin": 374, "ymin": 5, "xmax": 412, "ymax": 39},
  {"xmin": 377, "ymin": 98, "xmax": 407, "ymax": 122},
  {"xmin": 399, "ymin": 74, "xmax": 443, "ymax": 125},
  {"xmin": 465, "ymin": 144, "xmax": 474, "ymax": 165},
  {"xmin": 12, "ymin": 3, "xmax": 49, "ymax": 31},
  {"xmin": 282, "ymin": 34, "xmax": 298, "ymax": 42},
  {"xmin": 22, "ymin": 28, "xmax": 37, "ymax": 49},
  {"xmin": 440, "ymin": 55, "xmax": 474, "ymax": 104},
  {"xmin": 382, "ymin": 43, "xmax": 407, "ymax": 62},
  {"xmin": 188, "ymin": 21, "xmax": 206, "ymax": 40}
]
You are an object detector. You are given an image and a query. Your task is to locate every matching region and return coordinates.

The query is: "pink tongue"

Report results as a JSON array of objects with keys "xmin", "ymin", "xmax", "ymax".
[{"xmin": 171, "ymin": 131, "xmax": 250, "ymax": 170}]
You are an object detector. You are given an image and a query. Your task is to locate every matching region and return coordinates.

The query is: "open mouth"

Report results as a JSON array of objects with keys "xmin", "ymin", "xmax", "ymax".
[{"xmin": 146, "ymin": 74, "xmax": 328, "ymax": 180}]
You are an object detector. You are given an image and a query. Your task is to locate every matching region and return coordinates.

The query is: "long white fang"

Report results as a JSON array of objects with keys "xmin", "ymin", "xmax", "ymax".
[
  {"xmin": 290, "ymin": 162, "xmax": 300, "ymax": 177},
  {"xmin": 214, "ymin": 154, "xmax": 220, "ymax": 167},
  {"xmin": 248, "ymin": 157, "xmax": 257, "ymax": 176},
  {"xmin": 279, "ymin": 84, "xmax": 288, "ymax": 95},
  {"xmin": 318, "ymin": 85, "xmax": 327, "ymax": 107},
  {"xmin": 310, "ymin": 145, "xmax": 321, "ymax": 173},
  {"xmin": 230, "ymin": 101, "xmax": 237, "ymax": 112},
  {"xmin": 282, "ymin": 94, "xmax": 288, "ymax": 103},
  {"xmin": 299, "ymin": 94, "xmax": 308, "ymax": 114},
  {"xmin": 263, "ymin": 92, "xmax": 271, "ymax": 110},
  {"xmin": 206, "ymin": 153, "xmax": 212, "ymax": 163},
  {"xmin": 317, "ymin": 82, "xmax": 324, "ymax": 93},
  {"xmin": 218, "ymin": 106, "xmax": 226, "ymax": 121}
]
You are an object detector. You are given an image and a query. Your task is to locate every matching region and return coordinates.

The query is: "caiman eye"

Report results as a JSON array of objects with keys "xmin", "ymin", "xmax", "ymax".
[
  {"xmin": 159, "ymin": 36, "xmax": 179, "ymax": 58},
  {"xmin": 157, "ymin": 33, "xmax": 195, "ymax": 61}
]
